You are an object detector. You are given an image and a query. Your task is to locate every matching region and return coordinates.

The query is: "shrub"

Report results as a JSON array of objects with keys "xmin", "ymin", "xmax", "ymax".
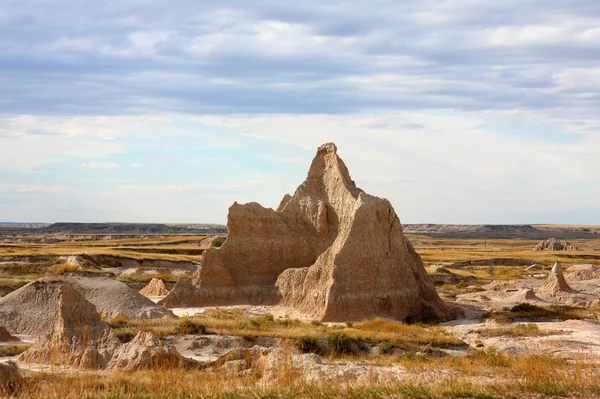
[
  {"xmin": 378, "ymin": 341, "xmax": 394, "ymax": 355},
  {"xmin": 295, "ymin": 336, "xmax": 321, "ymax": 354},
  {"xmin": 176, "ymin": 318, "xmax": 206, "ymax": 335},
  {"xmin": 212, "ymin": 237, "xmax": 225, "ymax": 248},
  {"xmin": 511, "ymin": 303, "xmax": 542, "ymax": 313},
  {"xmin": 327, "ymin": 332, "xmax": 354, "ymax": 355},
  {"xmin": 0, "ymin": 344, "xmax": 30, "ymax": 357}
]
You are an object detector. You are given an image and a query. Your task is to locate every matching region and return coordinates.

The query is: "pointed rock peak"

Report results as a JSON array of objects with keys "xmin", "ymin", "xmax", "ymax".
[
  {"xmin": 317, "ymin": 142, "xmax": 338, "ymax": 154},
  {"xmin": 305, "ymin": 142, "xmax": 362, "ymax": 197},
  {"xmin": 551, "ymin": 261, "xmax": 563, "ymax": 275}
]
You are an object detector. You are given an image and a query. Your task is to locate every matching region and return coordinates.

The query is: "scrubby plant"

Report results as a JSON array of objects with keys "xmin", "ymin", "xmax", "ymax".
[
  {"xmin": 175, "ymin": 318, "xmax": 206, "ymax": 335},
  {"xmin": 295, "ymin": 336, "xmax": 321, "ymax": 354},
  {"xmin": 327, "ymin": 332, "xmax": 354, "ymax": 355}
]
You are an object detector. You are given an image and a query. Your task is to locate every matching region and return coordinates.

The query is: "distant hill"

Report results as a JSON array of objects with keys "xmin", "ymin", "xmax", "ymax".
[
  {"xmin": 0, "ymin": 222, "xmax": 227, "ymax": 235},
  {"xmin": 403, "ymin": 224, "xmax": 600, "ymax": 239}
]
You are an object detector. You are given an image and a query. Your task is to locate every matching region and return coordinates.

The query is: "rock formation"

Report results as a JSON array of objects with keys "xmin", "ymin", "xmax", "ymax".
[
  {"xmin": 0, "ymin": 326, "xmax": 19, "ymax": 342},
  {"xmin": 106, "ymin": 331, "xmax": 193, "ymax": 371},
  {"xmin": 160, "ymin": 143, "xmax": 458, "ymax": 322},
  {"xmin": 534, "ymin": 238, "xmax": 579, "ymax": 251},
  {"xmin": 140, "ymin": 278, "xmax": 170, "ymax": 297},
  {"xmin": 538, "ymin": 262, "xmax": 576, "ymax": 298},
  {"xmin": 20, "ymin": 284, "xmax": 121, "ymax": 369},
  {"xmin": 0, "ymin": 363, "xmax": 23, "ymax": 395},
  {"xmin": 208, "ymin": 345, "xmax": 404, "ymax": 383}
]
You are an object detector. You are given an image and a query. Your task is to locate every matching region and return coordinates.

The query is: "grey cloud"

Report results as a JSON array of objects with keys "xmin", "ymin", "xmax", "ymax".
[{"xmin": 0, "ymin": 0, "xmax": 599, "ymax": 118}]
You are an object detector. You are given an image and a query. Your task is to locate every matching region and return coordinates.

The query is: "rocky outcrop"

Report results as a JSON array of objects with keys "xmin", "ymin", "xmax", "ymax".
[
  {"xmin": 534, "ymin": 238, "xmax": 579, "ymax": 251},
  {"xmin": 504, "ymin": 289, "xmax": 546, "ymax": 304},
  {"xmin": 208, "ymin": 346, "xmax": 404, "ymax": 383},
  {"xmin": 538, "ymin": 262, "xmax": 575, "ymax": 298},
  {"xmin": 0, "ymin": 326, "xmax": 19, "ymax": 342},
  {"xmin": 20, "ymin": 284, "xmax": 121, "ymax": 369},
  {"xmin": 106, "ymin": 331, "xmax": 193, "ymax": 371},
  {"xmin": 0, "ymin": 363, "xmax": 23, "ymax": 395},
  {"xmin": 139, "ymin": 278, "xmax": 169, "ymax": 297},
  {"xmin": 161, "ymin": 143, "xmax": 457, "ymax": 322}
]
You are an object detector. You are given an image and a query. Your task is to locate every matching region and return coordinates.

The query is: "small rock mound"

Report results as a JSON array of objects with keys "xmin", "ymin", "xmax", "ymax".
[
  {"xmin": 208, "ymin": 346, "xmax": 404, "ymax": 383},
  {"xmin": 0, "ymin": 326, "xmax": 19, "ymax": 342},
  {"xmin": 139, "ymin": 278, "xmax": 169, "ymax": 297},
  {"xmin": 567, "ymin": 264, "xmax": 598, "ymax": 272},
  {"xmin": 504, "ymin": 289, "xmax": 546, "ymax": 304},
  {"xmin": 158, "ymin": 279, "xmax": 195, "ymax": 308},
  {"xmin": 566, "ymin": 269, "xmax": 600, "ymax": 282},
  {"xmin": 20, "ymin": 284, "xmax": 122, "ymax": 369},
  {"xmin": 0, "ymin": 363, "xmax": 23, "ymax": 395},
  {"xmin": 107, "ymin": 331, "xmax": 193, "ymax": 371},
  {"xmin": 538, "ymin": 262, "xmax": 575, "ymax": 298},
  {"xmin": 534, "ymin": 237, "xmax": 579, "ymax": 251}
]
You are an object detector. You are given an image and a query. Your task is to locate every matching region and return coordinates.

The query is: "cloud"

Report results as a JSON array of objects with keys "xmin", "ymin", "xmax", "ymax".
[
  {"xmin": 130, "ymin": 162, "xmax": 143, "ymax": 168},
  {"xmin": 80, "ymin": 162, "xmax": 120, "ymax": 169}
]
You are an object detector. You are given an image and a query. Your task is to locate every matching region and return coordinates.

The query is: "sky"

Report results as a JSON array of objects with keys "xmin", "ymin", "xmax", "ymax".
[{"xmin": 1, "ymin": 0, "xmax": 599, "ymax": 225}]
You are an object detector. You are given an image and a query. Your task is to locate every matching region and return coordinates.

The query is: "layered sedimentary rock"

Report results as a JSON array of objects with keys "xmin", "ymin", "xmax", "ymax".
[
  {"xmin": 20, "ymin": 284, "xmax": 121, "ymax": 369},
  {"xmin": 534, "ymin": 238, "xmax": 579, "ymax": 251},
  {"xmin": 140, "ymin": 278, "xmax": 170, "ymax": 297},
  {"xmin": 161, "ymin": 143, "xmax": 457, "ymax": 322}
]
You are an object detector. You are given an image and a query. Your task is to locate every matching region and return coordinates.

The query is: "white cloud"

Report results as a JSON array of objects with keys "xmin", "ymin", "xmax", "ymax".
[{"xmin": 80, "ymin": 162, "xmax": 120, "ymax": 169}]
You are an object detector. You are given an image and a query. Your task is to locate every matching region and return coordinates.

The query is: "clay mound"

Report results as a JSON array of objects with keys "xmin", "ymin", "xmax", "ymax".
[
  {"xmin": 0, "ymin": 326, "xmax": 19, "ymax": 342},
  {"xmin": 161, "ymin": 143, "xmax": 458, "ymax": 322},
  {"xmin": 538, "ymin": 262, "xmax": 576, "ymax": 298},
  {"xmin": 0, "ymin": 277, "xmax": 175, "ymax": 335},
  {"xmin": 56, "ymin": 276, "xmax": 176, "ymax": 320},
  {"xmin": 140, "ymin": 278, "xmax": 169, "ymax": 297},
  {"xmin": 534, "ymin": 238, "xmax": 579, "ymax": 251},
  {"xmin": 566, "ymin": 269, "xmax": 600, "ymax": 282},
  {"xmin": 567, "ymin": 264, "xmax": 598, "ymax": 272},
  {"xmin": 107, "ymin": 331, "xmax": 193, "ymax": 371},
  {"xmin": 0, "ymin": 280, "xmax": 67, "ymax": 335},
  {"xmin": 0, "ymin": 363, "xmax": 23, "ymax": 395},
  {"xmin": 504, "ymin": 289, "xmax": 546, "ymax": 303},
  {"xmin": 20, "ymin": 284, "xmax": 121, "ymax": 369}
]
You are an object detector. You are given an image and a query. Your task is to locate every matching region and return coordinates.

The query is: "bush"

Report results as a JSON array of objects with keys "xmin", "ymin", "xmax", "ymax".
[
  {"xmin": 176, "ymin": 318, "xmax": 206, "ymax": 335},
  {"xmin": 295, "ymin": 336, "xmax": 320, "ymax": 354},
  {"xmin": 212, "ymin": 237, "xmax": 225, "ymax": 248},
  {"xmin": 327, "ymin": 332, "xmax": 354, "ymax": 355},
  {"xmin": 511, "ymin": 303, "xmax": 542, "ymax": 313},
  {"xmin": 378, "ymin": 341, "xmax": 394, "ymax": 355},
  {"xmin": 0, "ymin": 344, "xmax": 30, "ymax": 357}
]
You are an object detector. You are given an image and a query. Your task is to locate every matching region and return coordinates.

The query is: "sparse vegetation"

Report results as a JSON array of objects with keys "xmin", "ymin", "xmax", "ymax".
[
  {"xmin": 175, "ymin": 318, "xmax": 207, "ymax": 335},
  {"xmin": 0, "ymin": 344, "xmax": 31, "ymax": 357},
  {"xmin": 473, "ymin": 323, "xmax": 561, "ymax": 337}
]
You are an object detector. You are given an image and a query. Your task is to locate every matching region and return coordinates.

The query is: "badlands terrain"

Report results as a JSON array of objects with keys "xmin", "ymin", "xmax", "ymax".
[{"xmin": 1, "ymin": 144, "xmax": 600, "ymax": 398}]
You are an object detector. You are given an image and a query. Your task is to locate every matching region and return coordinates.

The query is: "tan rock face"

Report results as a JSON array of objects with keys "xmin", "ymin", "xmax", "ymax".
[
  {"xmin": 139, "ymin": 278, "xmax": 169, "ymax": 297},
  {"xmin": 534, "ymin": 237, "xmax": 579, "ymax": 251},
  {"xmin": 106, "ymin": 331, "xmax": 190, "ymax": 371},
  {"xmin": 20, "ymin": 284, "xmax": 121, "ymax": 369},
  {"xmin": 161, "ymin": 143, "xmax": 457, "ymax": 322},
  {"xmin": 0, "ymin": 326, "xmax": 19, "ymax": 342}
]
